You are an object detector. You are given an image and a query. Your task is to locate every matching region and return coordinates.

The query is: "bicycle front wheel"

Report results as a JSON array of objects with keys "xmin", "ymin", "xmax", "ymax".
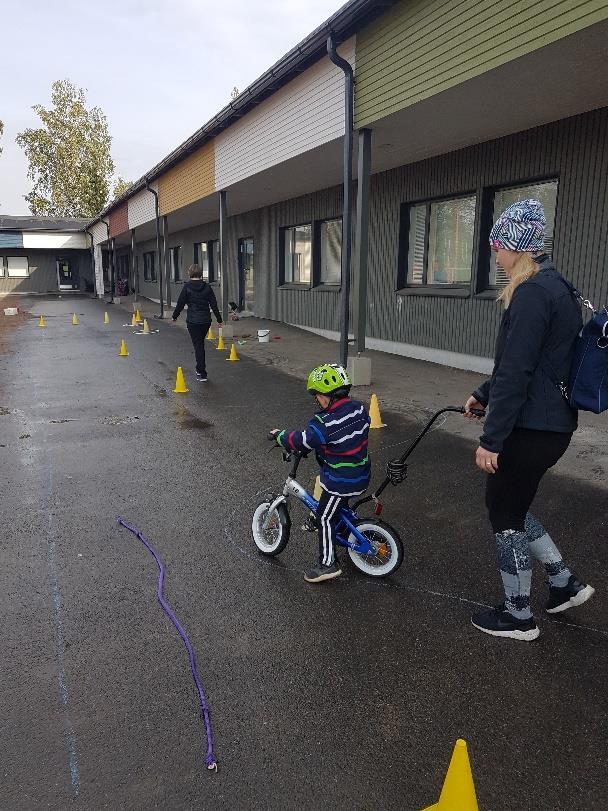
[
  {"xmin": 251, "ymin": 501, "xmax": 291, "ymax": 556},
  {"xmin": 347, "ymin": 520, "xmax": 403, "ymax": 577}
]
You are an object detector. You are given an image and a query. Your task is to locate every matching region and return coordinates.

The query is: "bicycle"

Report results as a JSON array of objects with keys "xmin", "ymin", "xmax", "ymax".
[{"xmin": 251, "ymin": 406, "xmax": 484, "ymax": 578}]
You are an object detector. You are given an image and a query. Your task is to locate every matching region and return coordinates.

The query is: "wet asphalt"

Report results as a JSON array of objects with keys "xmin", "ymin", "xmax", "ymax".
[{"xmin": 0, "ymin": 296, "xmax": 607, "ymax": 811}]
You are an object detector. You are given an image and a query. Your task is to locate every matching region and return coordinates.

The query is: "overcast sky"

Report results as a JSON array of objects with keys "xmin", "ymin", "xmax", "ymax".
[{"xmin": 0, "ymin": 0, "xmax": 347, "ymax": 215}]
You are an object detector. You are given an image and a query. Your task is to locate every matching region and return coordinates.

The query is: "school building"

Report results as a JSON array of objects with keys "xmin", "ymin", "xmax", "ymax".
[{"xmin": 6, "ymin": 0, "xmax": 608, "ymax": 373}]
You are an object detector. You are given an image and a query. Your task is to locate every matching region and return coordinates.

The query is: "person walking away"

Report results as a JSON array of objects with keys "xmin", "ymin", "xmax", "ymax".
[
  {"xmin": 172, "ymin": 264, "xmax": 223, "ymax": 382},
  {"xmin": 464, "ymin": 199, "xmax": 594, "ymax": 641},
  {"xmin": 270, "ymin": 364, "xmax": 371, "ymax": 583}
]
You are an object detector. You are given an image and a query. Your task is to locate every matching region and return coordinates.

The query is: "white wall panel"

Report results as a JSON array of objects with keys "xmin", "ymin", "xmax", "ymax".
[
  {"xmin": 128, "ymin": 183, "xmax": 157, "ymax": 229},
  {"xmin": 215, "ymin": 38, "xmax": 355, "ymax": 190},
  {"xmin": 91, "ymin": 221, "xmax": 107, "ymax": 246},
  {"xmin": 22, "ymin": 232, "xmax": 88, "ymax": 249}
]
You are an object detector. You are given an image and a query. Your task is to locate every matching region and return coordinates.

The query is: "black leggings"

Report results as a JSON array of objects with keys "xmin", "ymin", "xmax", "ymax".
[
  {"xmin": 186, "ymin": 321, "xmax": 211, "ymax": 375},
  {"xmin": 485, "ymin": 428, "xmax": 572, "ymax": 534}
]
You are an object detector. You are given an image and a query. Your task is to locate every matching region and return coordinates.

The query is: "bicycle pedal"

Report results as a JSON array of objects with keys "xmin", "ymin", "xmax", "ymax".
[{"xmin": 301, "ymin": 520, "xmax": 318, "ymax": 533}]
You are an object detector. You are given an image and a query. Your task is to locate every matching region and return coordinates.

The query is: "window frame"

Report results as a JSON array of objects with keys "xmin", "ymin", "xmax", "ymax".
[
  {"xmin": 279, "ymin": 222, "xmax": 313, "ymax": 288},
  {"xmin": 6, "ymin": 255, "xmax": 30, "ymax": 278},
  {"xmin": 313, "ymin": 217, "xmax": 342, "ymax": 289},
  {"xmin": 397, "ymin": 192, "xmax": 478, "ymax": 296},
  {"xmin": 143, "ymin": 251, "xmax": 156, "ymax": 282},
  {"xmin": 193, "ymin": 242, "xmax": 211, "ymax": 282},
  {"xmin": 170, "ymin": 245, "xmax": 182, "ymax": 283},
  {"xmin": 0, "ymin": 256, "xmax": 5, "ymax": 276}
]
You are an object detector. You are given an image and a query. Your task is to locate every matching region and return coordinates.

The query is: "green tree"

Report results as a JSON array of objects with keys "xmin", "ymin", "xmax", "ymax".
[
  {"xmin": 16, "ymin": 80, "xmax": 115, "ymax": 217},
  {"xmin": 112, "ymin": 176, "xmax": 132, "ymax": 200}
]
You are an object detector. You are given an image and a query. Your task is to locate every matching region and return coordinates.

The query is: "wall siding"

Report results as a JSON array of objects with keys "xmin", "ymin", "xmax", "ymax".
[
  {"xmin": 109, "ymin": 202, "xmax": 129, "ymax": 238},
  {"xmin": 159, "ymin": 142, "xmax": 215, "ymax": 216},
  {"xmin": 0, "ymin": 232, "xmax": 23, "ymax": 249},
  {"xmin": 355, "ymin": 0, "xmax": 608, "ymax": 128},
  {"xmin": 91, "ymin": 221, "xmax": 107, "ymax": 246},
  {"xmin": 128, "ymin": 184, "xmax": 157, "ymax": 229},
  {"xmin": 0, "ymin": 249, "xmax": 93, "ymax": 294},
  {"xmin": 215, "ymin": 38, "xmax": 355, "ymax": 190}
]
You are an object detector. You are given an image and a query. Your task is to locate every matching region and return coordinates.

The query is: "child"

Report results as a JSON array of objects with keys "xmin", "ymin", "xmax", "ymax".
[{"xmin": 270, "ymin": 364, "xmax": 371, "ymax": 583}]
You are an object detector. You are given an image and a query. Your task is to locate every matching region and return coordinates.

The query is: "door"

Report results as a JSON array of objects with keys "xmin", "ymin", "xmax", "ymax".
[
  {"xmin": 238, "ymin": 238, "xmax": 254, "ymax": 313},
  {"xmin": 57, "ymin": 257, "xmax": 78, "ymax": 290}
]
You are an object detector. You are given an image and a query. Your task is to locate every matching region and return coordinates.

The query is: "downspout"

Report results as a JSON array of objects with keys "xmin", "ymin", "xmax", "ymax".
[
  {"xmin": 100, "ymin": 219, "xmax": 112, "ymax": 303},
  {"xmin": 84, "ymin": 225, "xmax": 96, "ymax": 296},
  {"xmin": 327, "ymin": 34, "xmax": 354, "ymax": 369},
  {"xmin": 145, "ymin": 178, "xmax": 164, "ymax": 319}
]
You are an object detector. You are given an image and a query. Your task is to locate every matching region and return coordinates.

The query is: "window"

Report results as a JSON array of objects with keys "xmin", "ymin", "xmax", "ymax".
[
  {"xmin": 143, "ymin": 251, "xmax": 156, "ymax": 282},
  {"xmin": 401, "ymin": 195, "xmax": 476, "ymax": 288},
  {"xmin": 6, "ymin": 256, "xmax": 29, "ymax": 277},
  {"xmin": 319, "ymin": 219, "xmax": 342, "ymax": 285},
  {"xmin": 193, "ymin": 242, "xmax": 210, "ymax": 281},
  {"xmin": 170, "ymin": 245, "xmax": 182, "ymax": 282},
  {"xmin": 117, "ymin": 255, "xmax": 129, "ymax": 279},
  {"xmin": 209, "ymin": 240, "xmax": 221, "ymax": 284},
  {"xmin": 0, "ymin": 257, "xmax": 4, "ymax": 276},
  {"xmin": 281, "ymin": 224, "xmax": 312, "ymax": 285},
  {"xmin": 488, "ymin": 180, "xmax": 558, "ymax": 287}
]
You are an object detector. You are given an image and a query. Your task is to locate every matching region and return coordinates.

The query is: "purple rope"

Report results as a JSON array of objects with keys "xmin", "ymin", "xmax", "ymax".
[{"xmin": 117, "ymin": 517, "xmax": 217, "ymax": 771}]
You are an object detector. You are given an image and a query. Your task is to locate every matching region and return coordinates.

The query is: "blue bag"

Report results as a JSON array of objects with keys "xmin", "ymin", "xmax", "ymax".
[{"xmin": 567, "ymin": 304, "xmax": 608, "ymax": 413}]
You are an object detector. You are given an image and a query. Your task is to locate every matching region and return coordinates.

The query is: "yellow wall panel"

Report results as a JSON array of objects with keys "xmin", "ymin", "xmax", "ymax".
[{"xmin": 159, "ymin": 141, "xmax": 216, "ymax": 215}]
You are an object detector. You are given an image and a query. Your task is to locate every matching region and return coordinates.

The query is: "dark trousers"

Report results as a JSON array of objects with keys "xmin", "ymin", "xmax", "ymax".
[
  {"xmin": 316, "ymin": 490, "xmax": 348, "ymax": 566},
  {"xmin": 485, "ymin": 428, "xmax": 572, "ymax": 533},
  {"xmin": 186, "ymin": 321, "xmax": 211, "ymax": 375}
]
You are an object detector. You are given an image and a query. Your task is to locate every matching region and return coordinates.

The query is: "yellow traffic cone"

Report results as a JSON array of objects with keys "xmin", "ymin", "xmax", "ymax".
[
  {"xmin": 216, "ymin": 334, "xmax": 226, "ymax": 350},
  {"xmin": 131, "ymin": 312, "xmax": 138, "ymax": 327},
  {"xmin": 118, "ymin": 339, "xmax": 129, "ymax": 357},
  {"xmin": 422, "ymin": 739, "xmax": 479, "ymax": 811},
  {"xmin": 38, "ymin": 315, "xmax": 46, "ymax": 328},
  {"xmin": 369, "ymin": 394, "xmax": 386, "ymax": 429},
  {"xmin": 173, "ymin": 366, "xmax": 189, "ymax": 393},
  {"xmin": 142, "ymin": 318, "xmax": 150, "ymax": 334},
  {"xmin": 104, "ymin": 311, "xmax": 110, "ymax": 325},
  {"xmin": 226, "ymin": 342, "xmax": 240, "ymax": 361},
  {"xmin": 135, "ymin": 309, "xmax": 142, "ymax": 323},
  {"xmin": 72, "ymin": 313, "xmax": 79, "ymax": 326},
  {"xmin": 207, "ymin": 326, "xmax": 216, "ymax": 341}
]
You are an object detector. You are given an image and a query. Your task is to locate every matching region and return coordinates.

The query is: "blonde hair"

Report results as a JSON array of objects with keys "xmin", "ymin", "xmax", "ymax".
[{"xmin": 497, "ymin": 253, "xmax": 540, "ymax": 308}]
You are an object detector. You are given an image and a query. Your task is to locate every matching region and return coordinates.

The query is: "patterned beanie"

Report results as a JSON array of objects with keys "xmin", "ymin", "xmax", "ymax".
[{"xmin": 489, "ymin": 199, "xmax": 546, "ymax": 252}]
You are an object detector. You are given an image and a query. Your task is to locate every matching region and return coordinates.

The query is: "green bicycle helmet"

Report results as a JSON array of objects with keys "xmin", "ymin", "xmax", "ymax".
[{"xmin": 307, "ymin": 363, "xmax": 352, "ymax": 395}]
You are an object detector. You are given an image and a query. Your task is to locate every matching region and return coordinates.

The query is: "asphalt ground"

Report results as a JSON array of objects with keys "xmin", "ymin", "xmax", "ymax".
[{"xmin": 1, "ymin": 296, "xmax": 607, "ymax": 811}]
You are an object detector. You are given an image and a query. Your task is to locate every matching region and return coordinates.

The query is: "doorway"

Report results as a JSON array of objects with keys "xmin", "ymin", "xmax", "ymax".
[
  {"xmin": 238, "ymin": 237, "xmax": 254, "ymax": 313},
  {"xmin": 56, "ymin": 257, "xmax": 78, "ymax": 290}
]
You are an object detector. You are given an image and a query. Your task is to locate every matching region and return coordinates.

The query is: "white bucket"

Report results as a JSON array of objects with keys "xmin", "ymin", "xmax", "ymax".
[
  {"xmin": 257, "ymin": 329, "xmax": 270, "ymax": 343},
  {"xmin": 3, "ymin": 307, "xmax": 18, "ymax": 316}
]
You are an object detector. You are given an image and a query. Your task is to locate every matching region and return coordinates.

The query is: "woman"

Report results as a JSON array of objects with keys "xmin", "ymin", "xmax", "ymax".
[
  {"xmin": 465, "ymin": 199, "xmax": 594, "ymax": 641},
  {"xmin": 172, "ymin": 264, "xmax": 223, "ymax": 382}
]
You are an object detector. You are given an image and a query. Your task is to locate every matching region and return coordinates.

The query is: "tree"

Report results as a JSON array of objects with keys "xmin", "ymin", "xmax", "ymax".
[
  {"xmin": 112, "ymin": 177, "xmax": 132, "ymax": 200},
  {"xmin": 16, "ymin": 80, "xmax": 115, "ymax": 217}
]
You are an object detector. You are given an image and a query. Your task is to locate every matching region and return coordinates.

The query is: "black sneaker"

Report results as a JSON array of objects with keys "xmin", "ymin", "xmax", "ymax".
[
  {"xmin": 195, "ymin": 373, "xmax": 208, "ymax": 382},
  {"xmin": 304, "ymin": 562, "xmax": 342, "ymax": 583},
  {"xmin": 301, "ymin": 513, "xmax": 318, "ymax": 533},
  {"xmin": 546, "ymin": 576, "xmax": 595, "ymax": 614},
  {"xmin": 471, "ymin": 605, "xmax": 540, "ymax": 641}
]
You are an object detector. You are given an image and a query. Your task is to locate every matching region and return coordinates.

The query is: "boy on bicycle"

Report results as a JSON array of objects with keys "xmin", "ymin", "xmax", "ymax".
[{"xmin": 270, "ymin": 364, "xmax": 371, "ymax": 583}]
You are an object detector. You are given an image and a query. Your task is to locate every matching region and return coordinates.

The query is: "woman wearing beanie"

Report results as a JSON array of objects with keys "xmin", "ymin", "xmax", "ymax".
[{"xmin": 464, "ymin": 199, "xmax": 594, "ymax": 641}]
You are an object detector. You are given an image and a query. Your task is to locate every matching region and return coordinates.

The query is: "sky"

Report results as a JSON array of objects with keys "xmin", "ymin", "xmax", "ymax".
[{"xmin": 0, "ymin": 0, "xmax": 347, "ymax": 215}]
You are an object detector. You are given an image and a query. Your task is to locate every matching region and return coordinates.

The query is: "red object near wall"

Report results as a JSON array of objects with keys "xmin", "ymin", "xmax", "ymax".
[{"xmin": 109, "ymin": 203, "xmax": 129, "ymax": 238}]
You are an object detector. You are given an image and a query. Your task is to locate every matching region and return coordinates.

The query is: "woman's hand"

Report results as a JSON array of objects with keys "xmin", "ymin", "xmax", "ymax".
[
  {"xmin": 464, "ymin": 396, "xmax": 484, "ymax": 419},
  {"xmin": 217, "ymin": 321, "xmax": 224, "ymax": 327},
  {"xmin": 476, "ymin": 446, "xmax": 499, "ymax": 474}
]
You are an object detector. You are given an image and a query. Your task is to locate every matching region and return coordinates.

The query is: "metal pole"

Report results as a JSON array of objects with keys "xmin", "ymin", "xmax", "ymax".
[
  {"xmin": 110, "ymin": 238, "xmax": 116, "ymax": 302},
  {"xmin": 353, "ymin": 128, "xmax": 371, "ymax": 354},
  {"xmin": 131, "ymin": 228, "xmax": 138, "ymax": 303},
  {"xmin": 145, "ymin": 179, "xmax": 164, "ymax": 318},
  {"xmin": 162, "ymin": 215, "xmax": 172, "ymax": 311},
  {"xmin": 219, "ymin": 190, "xmax": 228, "ymax": 322},
  {"xmin": 327, "ymin": 34, "xmax": 354, "ymax": 368}
]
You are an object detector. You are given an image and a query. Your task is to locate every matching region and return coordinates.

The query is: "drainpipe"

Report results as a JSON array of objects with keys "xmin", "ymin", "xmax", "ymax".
[
  {"xmin": 84, "ymin": 225, "xmax": 96, "ymax": 296},
  {"xmin": 327, "ymin": 34, "xmax": 354, "ymax": 369},
  {"xmin": 145, "ymin": 178, "xmax": 164, "ymax": 319},
  {"xmin": 100, "ymin": 219, "xmax": 113, "ymax": 303}
]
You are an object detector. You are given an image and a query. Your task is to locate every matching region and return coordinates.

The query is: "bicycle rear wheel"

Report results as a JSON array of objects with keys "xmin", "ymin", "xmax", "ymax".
[{"xmin": 347, "ymin": 520, "xmax": 403, "ymax": 577}]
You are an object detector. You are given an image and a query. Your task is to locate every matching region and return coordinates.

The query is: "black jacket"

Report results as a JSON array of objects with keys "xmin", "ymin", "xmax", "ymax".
[
  {"xmin": 172, "ymin": 280, "xmax": 221, "ymax": 324},
  {"xmin": 474, "ymin": 256, "xmax": 582, "ymax": 453}
]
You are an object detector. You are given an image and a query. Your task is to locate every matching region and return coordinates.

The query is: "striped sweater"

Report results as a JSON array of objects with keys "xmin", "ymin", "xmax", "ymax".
[{"xmin": 276, "ymin": 397, "xmax": 371, "ymax": 497}]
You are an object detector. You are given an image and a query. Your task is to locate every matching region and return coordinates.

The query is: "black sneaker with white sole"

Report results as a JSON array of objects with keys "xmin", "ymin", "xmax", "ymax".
[
  {"xmin": 471, "ymin": 605, "xmax": 540, "ymax": 641},
  {"xmin": 304, "ymin": 562, "xmax": 342, "ymax": 583},
  {"xmin": 195, "ymin": 373, "xmax": 208, "ymax": 382},
  {"xmin": 546, "ymin": 576, "xmax": 595, "ymax": 614}
]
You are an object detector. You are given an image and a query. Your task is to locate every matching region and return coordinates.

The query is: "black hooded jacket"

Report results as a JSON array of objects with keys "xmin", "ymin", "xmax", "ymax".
[
  {"xmin": 172, "ymin": 280, "xmax": 222, "ymax": 324},
  {"xmin": 473, "ymin": 256, "xmax": 582, "ymax": 453}
]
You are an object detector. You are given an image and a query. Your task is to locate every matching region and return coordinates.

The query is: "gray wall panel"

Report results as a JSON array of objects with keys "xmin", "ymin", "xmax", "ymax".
[{"xmin": 0, "ymin": 249, "xmax": 92, "ymax": 294}]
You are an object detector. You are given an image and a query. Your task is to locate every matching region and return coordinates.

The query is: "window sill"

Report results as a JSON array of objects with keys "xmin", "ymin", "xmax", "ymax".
[
  {"xmin": 311, "ymin": 284, "xmax": 341, "ymax": 292},
  {"xmin": 396, "ymin": 287, "xmax": 471, "ymax": 298},
  {"xmin": 278, "ymin": 283, "xmax": 311, "ymax": 291},
  {"xmin": 474, "ymin": 289, "xmax": 499, "ymax": 300}
]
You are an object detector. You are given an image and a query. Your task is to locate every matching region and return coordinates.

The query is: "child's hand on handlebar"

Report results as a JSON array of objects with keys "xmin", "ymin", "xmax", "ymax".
[{"xmin": 268, "ymin": 429, "xmax": 280, "ymax": 441}]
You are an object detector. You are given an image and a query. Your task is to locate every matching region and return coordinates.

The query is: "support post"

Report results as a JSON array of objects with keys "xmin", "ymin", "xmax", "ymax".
[
  {"xmin": 219, "ymin": 190, "xmax": 228, "ymax": 322},
  {"xmin": 110, "ymin": 237, "xmax": 116, "ymax": 303},
  {"xmin": 353, "ymin": 128, "xmax": 371, "ymax": 355},
  {"xmin": 131, "ymin": 228, "xmax": 138, "ymax": 302},
  {"xmin": 327, "ymin": 35, "xmax": 354, "ymax": 369},
  {"xmin": 145, "ymin": 179, "xmax": 163, "ymax": 318},
  {"xmin": 162, "ymin": 215, "xmax": 172, "ymax": 311}
]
